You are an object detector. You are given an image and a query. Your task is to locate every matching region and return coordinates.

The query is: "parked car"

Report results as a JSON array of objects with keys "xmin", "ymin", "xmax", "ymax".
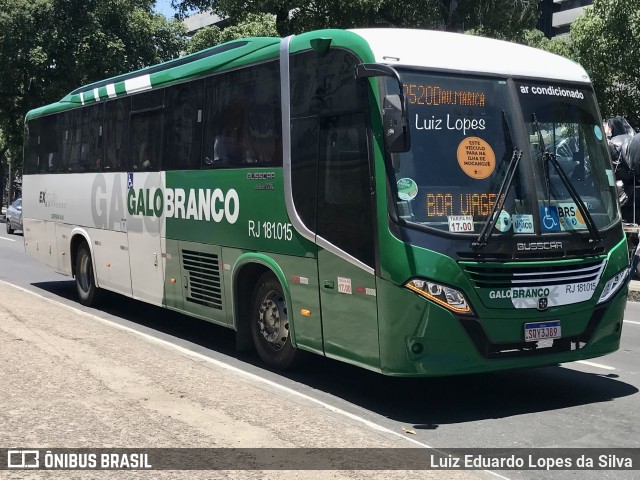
[
  {"xmin": 632, "ymin": 241, "xmax": 640, "ymax": 280},
  {"xmin": 5, "ymin": 198, "xmax": 22, "ymax": 234}
]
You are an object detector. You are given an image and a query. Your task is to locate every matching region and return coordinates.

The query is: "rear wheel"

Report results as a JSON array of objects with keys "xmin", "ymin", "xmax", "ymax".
[
  {"xmin": 75, "ymin": 243, "xmax": 101, "ymax": 306},
  {"xmin": 250, "ymin": 272, "xmax": 299, "ymax": 369},
  {"xmin": 6, "ymin": 219, "xmax": 13, "ymax": 234}
]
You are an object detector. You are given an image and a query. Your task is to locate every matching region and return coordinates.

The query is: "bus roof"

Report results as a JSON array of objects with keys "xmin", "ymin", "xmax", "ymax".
[
  {"xmin": 26, "ymin": 37, "xmax": 281, "ymax": 120},
  {"xmin": 26, "ymin": 28, "xmax": 590, "ymax": 121},
  {"xmin": 350, "ymin": 28, "xmax": 590, "ymax": 84}
]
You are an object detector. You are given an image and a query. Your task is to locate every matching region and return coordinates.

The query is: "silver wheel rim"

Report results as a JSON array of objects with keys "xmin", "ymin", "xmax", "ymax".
[
  {"xmin": 257, "ymin": 289, "xmax": 288, "ymax": 350},
  {"xmin": 78, "ymin": 252, "xmax": 91, "ymax": 293}
]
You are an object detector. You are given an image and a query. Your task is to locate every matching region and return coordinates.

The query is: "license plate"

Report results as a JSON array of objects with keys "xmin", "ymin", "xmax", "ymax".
[{"xmin": 524, "ymin": 321, "xmax": 561, "ymax": 342}]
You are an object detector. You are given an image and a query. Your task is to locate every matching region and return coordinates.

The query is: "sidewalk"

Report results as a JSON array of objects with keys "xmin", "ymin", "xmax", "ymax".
[
  {"xmin": 0, "ymin": 283, "xmax": 478, "ymax": 480},
  {"xmin": 629, "ymin": 279, "xmax": 640, "ymax": 302}
]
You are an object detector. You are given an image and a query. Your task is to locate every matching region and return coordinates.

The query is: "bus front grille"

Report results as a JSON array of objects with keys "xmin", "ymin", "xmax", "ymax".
[
  {"xmin": 460, "ymin": 259, "xmax": 606, "ymax": 289},
  {"xmin": 181, "ymin": 249, "xmax": 223, "ymax": 309}
]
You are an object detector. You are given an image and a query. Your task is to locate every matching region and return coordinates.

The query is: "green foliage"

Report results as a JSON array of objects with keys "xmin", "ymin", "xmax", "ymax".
[
  {"xmin": 173, "ymin": 0, "xmax": 540, "ymax": 38},
  {"xmin": 519, "ymin": 28, "xmax": 573, "ymax": 57},
  {"xmin": 0, "ymin": 0, "xmax": 187, "ymax": 171},
  {"xmin": 569, "ymin": 0, "xmax": 640, "ymax": 127},
  {"xmin": 186, "ymin": 13, "xmax": 277, "ymax": 53},
  {"xmin": 449, "ymin": 0, "xmax": 540, "ymax": 41}
]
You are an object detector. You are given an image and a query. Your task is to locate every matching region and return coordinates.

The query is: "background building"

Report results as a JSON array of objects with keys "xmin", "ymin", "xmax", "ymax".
[
  {"xmin": 539, "ymin": 0, "xmax": 593, "ymax": 37},
  {"xmin": 183, "ymin": 11, "xmax": 227, "ymax": 35}
]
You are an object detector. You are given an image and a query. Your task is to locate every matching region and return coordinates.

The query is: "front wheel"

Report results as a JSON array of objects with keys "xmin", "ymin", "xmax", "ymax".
[
  {"xmin": 75, "ymin": 243, "xmax": 101, "ymax": 306},
  {"xmin": 250, "ymin": 272, "xmax": 299, "ymax": 369},
  {"xmin": 6, "ymin": 219, "xmax": 13, "ymax": 234}
]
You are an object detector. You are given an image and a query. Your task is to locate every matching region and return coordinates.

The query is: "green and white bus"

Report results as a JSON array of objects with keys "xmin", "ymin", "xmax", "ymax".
[{"xmin": 23, "ymin": 29, "xmax": 629, "ymax": 376}]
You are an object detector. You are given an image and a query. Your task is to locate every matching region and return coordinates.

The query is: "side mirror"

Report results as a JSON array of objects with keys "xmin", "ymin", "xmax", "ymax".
[
  {"xmin": 383, "ymin": 94, "xmax": 411, "ymax": 153},
  {"xmin": 355, "ymin": 63, "xmax": 411, "ymax": 154}
]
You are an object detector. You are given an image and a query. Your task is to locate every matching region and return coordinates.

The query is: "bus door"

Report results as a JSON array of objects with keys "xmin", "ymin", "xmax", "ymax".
[
  {"xmin": 126, "ymin": 104, "xmax": 165, "ymax": 306},
  {"xmin": 315, "ymin": 114, "xmax": 380, "ymax": 367}
]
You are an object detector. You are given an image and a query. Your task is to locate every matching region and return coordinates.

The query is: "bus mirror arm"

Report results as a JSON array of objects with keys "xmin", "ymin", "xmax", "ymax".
[{"xmin": 355, "ymin": 63, "xmax": 411, "ymax": 154}]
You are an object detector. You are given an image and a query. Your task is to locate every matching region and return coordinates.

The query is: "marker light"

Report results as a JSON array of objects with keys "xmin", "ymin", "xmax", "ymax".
[
  {"xmin": 405, "ymin": 279, "xmax": 473, "ymax": 315},
  {"xmin": 598, "ymin": 268, "xmax": 629, "ymax": 304}
]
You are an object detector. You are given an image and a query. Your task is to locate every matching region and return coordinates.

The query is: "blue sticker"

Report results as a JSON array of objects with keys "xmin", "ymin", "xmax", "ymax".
[
  {"xmin": 128, "ymin": 172, "xmax": 134, "ymax": 189},
  {"xmin": 594, "ymin": 125, "xmax": 603, "ymax": 141},
  {"xmin": 540, "ymin": 206, "xmax": 561, "ymax": 232}
]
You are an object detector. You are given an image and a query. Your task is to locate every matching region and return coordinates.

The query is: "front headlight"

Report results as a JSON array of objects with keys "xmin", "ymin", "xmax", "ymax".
[
  {"xmin": 598, "ymin": 268, "xmax": 630, "ymax": 304},
  {"xmin": 405, "ymin": 279, "xmax": 473, "ymax": 315}
]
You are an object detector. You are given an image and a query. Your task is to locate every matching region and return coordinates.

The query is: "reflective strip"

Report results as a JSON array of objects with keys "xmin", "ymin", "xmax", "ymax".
[{"xmin": 124, "ymin": 74, "xmax": 152, "ymax": 94}]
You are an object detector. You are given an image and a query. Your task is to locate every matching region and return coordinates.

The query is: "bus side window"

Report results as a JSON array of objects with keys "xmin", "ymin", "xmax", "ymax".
[
  {"xmin": 104, "ymin": 98, "xmax": 130, "ymax": 172},
  {"xmin": 202, "ymin": 61, "xmax": 281, "ymax": 168},
  {"xmin": 317, "ymin": 114, "xmax": 374, "ymax": 267},
  {"xmin": 129, "ymin": 91, "xmax": 164, "ymax": 172},
  {"xmin": 24, "ymin": 119, "xmax": 41, "ymax": 175},
  {"xmin": 41, "ymin": 115, "xmax": 61, "ymax": 173},
  {"xmin": 163, "ymin": 80, "xmax": 203, "ymax": 171}
]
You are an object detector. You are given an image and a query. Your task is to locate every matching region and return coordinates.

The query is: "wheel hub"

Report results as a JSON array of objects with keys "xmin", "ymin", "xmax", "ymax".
[{"xmin": 258, "ymin": 290, "xmax": 288, "ymax": 350}]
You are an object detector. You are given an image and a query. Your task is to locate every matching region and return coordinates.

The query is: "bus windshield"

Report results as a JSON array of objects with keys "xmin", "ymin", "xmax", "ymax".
[{"xmin": 390, "ymin": 71, "xmax": 619, "ymax": 238}]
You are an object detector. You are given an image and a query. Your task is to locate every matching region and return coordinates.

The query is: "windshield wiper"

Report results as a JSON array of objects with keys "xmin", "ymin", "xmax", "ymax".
[
  {"xmin": 473, "ymin": 148, "xmax": 522, "ymax": 248},
  {"xmin": 531, "ymin": 114, "xmax": 602, "ymax": 244},
  {"xmin": 532, "ymin": 114, "xmax": 551, "ymax": 200}
]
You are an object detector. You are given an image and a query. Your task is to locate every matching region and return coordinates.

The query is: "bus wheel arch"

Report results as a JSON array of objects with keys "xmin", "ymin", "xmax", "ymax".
[{"xmin": 232, "ymin": 257, "xmax": 300, "ymax": 369}]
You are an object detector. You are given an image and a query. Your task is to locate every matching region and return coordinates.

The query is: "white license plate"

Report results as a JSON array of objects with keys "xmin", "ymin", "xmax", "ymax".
[{"xmin": 524, "ymin": 321, "xmax": 561, "ymax": 342}]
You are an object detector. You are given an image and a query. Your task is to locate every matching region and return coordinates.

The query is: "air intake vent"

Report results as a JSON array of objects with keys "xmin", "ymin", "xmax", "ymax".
[
  {"xmin": 461, "ymin": 259, "xmax": 606, "ymax": 289},
  {"xmin": 182, "ymin": 249, "xmax": 222, "ymax": 309}
]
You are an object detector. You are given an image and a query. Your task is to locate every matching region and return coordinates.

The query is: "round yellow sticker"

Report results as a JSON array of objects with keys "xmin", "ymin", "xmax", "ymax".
[{"xmin": 457, "ymin": 137, "xmax": 496, "ymax": 179}]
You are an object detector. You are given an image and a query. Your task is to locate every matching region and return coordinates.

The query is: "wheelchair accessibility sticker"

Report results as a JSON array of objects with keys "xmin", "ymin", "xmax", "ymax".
[{"xmin": 540, "ymin": 205, "xmax": 561, "ymax": 232}]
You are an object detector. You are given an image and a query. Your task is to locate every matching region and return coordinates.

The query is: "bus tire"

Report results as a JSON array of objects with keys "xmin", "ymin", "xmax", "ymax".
[
  {"xmin": 250, "ymin": 272, "xmax": 298, "ymax": 369},
  {"xmin": 75, "ymin": 243, "xmax": 101, "ymax": 306}
]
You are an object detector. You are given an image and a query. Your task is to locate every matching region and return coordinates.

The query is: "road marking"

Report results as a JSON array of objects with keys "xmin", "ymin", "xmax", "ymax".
[
  {"xmin": 0, "ymin": 236, "xmax": 16, "ymax": 242},
  {"xmin": 624, "ymin": 320, "xmax": 640, "ymax": 325},
  {"xmin": 576, "ymin": 360, "xmax": 616, "ymax": 371},
  {"xmin": 0, "ymin": 280, "xmax": 511, "ymax": 480}
]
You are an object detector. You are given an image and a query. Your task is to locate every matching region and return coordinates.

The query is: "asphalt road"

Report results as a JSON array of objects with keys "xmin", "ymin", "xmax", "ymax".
[{"xmin": 1, "ymin": 227, "xmax": 639, "ymax": 480}]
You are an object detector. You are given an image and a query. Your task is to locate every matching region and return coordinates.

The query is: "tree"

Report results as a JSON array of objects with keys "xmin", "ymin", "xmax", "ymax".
[
  {"xmin": 187, "ymin": 13, "xmax": 277, "ymax": 53},
  {"xmin": 172, "ymin": 0, "xmax": 540, "ymax": 39},
  {"xmin": 519, "ymin": 28, "xmax": 572, "ymax": 57},
  {"xmin": 0, "ymin": 0, "xmax": 187, "ymax": 172},
  {"xmin": 569, "ymin": 0, "xmax": 640, "ymax": 127}
]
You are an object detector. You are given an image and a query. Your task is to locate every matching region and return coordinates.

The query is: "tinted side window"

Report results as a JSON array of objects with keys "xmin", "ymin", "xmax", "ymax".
[
  {"xmin": 290, "ymin": 49, "xmax": 368, "ymax": 118},
  {"xmin": 104, "ymin": 98, "xmax": 130, "ymax": 172},
  {"xmin": 163, "ymin": 80, "xmax": 204, "ymax": 170},
  {"xmin": 203, "ymin": 61, "xmax": 282, "ymax": 167},
  {"xmin": 41, "ymin": 115, "xmax": 63, "ymax": 173},
  {"xmin": 316, "ymin": 114, "xmax": 374, "ymax": 266},
  {"xmin": 66, "ymin": 109, "xmax": 84, "ymax": 172},
  {"xmin": 129, "ymin": 90, "xmax": 164, "ymax": 172},
  {"xmin": 23, "ymin": 119, "xmax": 41, "ymax": 175},
  {"xmin": 83, "ymin": 105, "xmax": 103, "ymax": 172},
  {"xmin": 291, "ymin": 118, "xmax": 319, "ymax": 232}
]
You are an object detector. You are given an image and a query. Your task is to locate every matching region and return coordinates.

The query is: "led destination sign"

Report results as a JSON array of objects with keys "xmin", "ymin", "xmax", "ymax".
[
  {"xmin": 405, "ymin": 84, "xmax": 486, "ymax": 107},
  {"xmin": 427, "ymin": 192, "xmax": 503, "ymax": 217}
]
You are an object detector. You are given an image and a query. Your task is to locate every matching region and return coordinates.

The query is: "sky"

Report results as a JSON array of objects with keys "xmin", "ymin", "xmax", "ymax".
[{"xmin": 154, "ymin": 0, "xmax": 178, "ymax": 18}]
